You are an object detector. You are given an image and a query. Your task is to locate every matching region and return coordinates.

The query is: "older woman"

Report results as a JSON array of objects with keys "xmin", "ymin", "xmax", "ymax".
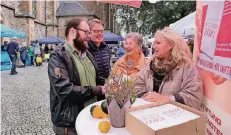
[
  {"xmin": 135, "ymin": 27, "xmax": 203, "ymax": 110},
  {"xmin": 111, "ymin": 32, "xmax": 149, "ymax": 81}
]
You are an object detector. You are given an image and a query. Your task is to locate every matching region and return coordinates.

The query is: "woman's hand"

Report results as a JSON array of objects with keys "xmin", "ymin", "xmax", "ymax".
[{"xmin": 141, "ymin": 92, "xmax": 169, "ymax": 102}]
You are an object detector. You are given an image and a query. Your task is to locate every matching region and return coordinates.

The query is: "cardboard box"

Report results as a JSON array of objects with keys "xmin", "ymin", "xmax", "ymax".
[{"xmin": 125, "ymin": 101, "xmax": 206, "ymax": 135}]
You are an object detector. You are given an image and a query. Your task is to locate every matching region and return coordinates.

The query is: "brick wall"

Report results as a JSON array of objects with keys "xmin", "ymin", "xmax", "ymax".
[
  {"xmin": 1, "ymin": 0, "xmax": 115, "ymax": 45},
  {"xmin": 1, "ymin": 6, "xmax": 28, "ymax": 44},
  {"xmin": 34, "ymin": 23, "xmax": 46, "ymax": 39},
  {"xmin": 39, "ymin": 1, "xmax": 46, "ymax": 24}
]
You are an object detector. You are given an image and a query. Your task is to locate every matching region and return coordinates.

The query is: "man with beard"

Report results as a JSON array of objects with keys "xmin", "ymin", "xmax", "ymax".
[
  {"xmin": 48, "ymin": 18, "xmax": 106, "ymax": 135},
  {"xmin": 88, "ymin": 19, "xmax": 111, "ymax": 100}
]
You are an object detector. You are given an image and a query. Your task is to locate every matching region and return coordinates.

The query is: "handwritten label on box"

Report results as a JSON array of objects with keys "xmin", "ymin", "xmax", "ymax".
[{"xmin": 130, "ymin": 104, "xmax": 200, "ymax": 130}]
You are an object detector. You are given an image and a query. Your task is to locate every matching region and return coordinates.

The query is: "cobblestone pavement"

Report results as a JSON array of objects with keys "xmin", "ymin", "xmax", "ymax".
[{"xmin": 1, "ymin": 63, "xmax": 55, "ymax": 135}]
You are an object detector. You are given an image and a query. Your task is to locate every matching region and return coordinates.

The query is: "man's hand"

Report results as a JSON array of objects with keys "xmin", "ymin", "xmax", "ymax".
[
  {"xmin": 141, "ymin": 92, "xmax": 169, "ymax": 102},
  {"xmin": 101, "ymin": 86, "xmax": 107, "ymax": 94}
]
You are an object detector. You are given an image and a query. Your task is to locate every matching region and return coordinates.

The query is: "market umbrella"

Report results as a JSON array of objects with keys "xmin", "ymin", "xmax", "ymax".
[
  {"xmin": 104, "ymin": 31, "xmax": 123, "ymax": 41},
  {"xmin": 38, "ymin": 36, "xmax": 65, "ymax": 44},
  {"xmin": 0, "ymin": 24, "xmax": 26, "ymax": 38}
]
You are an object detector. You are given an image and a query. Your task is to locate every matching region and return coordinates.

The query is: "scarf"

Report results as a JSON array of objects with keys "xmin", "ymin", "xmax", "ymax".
[
  {"xmin": 151, "ymin": 55, "xmax": 177, "ymax": 77},
  {"xmin": 150, "ymin": 55, "xmax": 177, "ymax": 92},
  {"xmin": 125, "ymin": 48, "xmax": 142, "ymax": 66}
]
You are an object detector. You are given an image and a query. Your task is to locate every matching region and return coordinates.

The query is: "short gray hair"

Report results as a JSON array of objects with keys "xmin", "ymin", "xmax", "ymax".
[
  {"xmin": 88, "ymin": 19, "xmax": 104, "ymax": 30},
  {"xmin": 125, "ymin": 32, "xmax": 143, "ymax": 47}
]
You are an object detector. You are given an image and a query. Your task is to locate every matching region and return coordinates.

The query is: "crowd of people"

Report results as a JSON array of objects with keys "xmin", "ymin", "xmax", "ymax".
[
  {"xmin": 47, "ymin": 18, "xmax": 202, "ymax": 135},
  {"xmin": 1, "ymin": 38, "xmax": 54, "ymax": 75},
  {"xmin": 1, "ymin": 17, "xmax": 199, "ymax": 135}
]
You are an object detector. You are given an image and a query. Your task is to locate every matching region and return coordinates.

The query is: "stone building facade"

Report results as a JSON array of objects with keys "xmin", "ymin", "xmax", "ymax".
[{"xmin": 1, "ymin": 0, "xmax": 116, "ymax": 45}]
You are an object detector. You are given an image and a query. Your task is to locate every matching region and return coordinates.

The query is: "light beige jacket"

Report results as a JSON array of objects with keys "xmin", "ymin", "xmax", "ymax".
[{"xmin": 135, "ymin": 62, "xmax": 203, "ymax": 110}]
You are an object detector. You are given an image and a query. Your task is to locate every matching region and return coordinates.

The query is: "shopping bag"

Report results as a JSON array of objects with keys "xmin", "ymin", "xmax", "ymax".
[
  {"xmin": 44, "ymin": 53, "xmax": 50, "ymax": 59},
  {"xmin": 36, "ymin": 56, "xmax": 42, "ymax": 63}
]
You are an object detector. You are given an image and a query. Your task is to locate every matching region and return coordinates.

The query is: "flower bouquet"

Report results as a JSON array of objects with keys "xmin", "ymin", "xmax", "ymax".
[{"xmin": 105, "ymin": 73, "xmax": 136, "ymax": 128}]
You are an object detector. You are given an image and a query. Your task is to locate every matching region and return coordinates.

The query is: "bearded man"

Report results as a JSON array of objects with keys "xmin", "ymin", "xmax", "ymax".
[{"xmin": 48, "ymin": 18, "xmax": 106, "ymax": 135}]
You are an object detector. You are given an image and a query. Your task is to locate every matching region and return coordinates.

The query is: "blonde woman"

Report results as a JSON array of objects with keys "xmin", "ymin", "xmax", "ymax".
[
  {"xmin": 135, "ymin": 27, "xmax": 203, "ymax": 110},
  {"xmin": 111, "ymin": 32, "xmax": 149, "ymax": 81}
]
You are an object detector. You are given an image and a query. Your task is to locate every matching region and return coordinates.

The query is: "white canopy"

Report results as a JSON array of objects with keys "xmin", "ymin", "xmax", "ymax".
[
  {"xmin": 147, "ymin": 38, "xmax": 155, "ymax": 43},
  {"xmin": 169, "ymin": 11, "xmax": 195, "ymax": 36}
]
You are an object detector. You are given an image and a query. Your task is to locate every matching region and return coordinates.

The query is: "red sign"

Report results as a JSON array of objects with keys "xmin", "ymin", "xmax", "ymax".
[
  {"xmin": 97, "ymin": 0, "xmax": 142, "ymax": 8},
  {"xmin": 194, "ymin": 1, "xmax": 231, "ymax": 135}
]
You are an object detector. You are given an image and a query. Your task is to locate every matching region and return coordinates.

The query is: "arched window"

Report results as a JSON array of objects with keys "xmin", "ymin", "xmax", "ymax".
[
  {"xmin": 32, "ymin": 0, "xmax": 37, "ymax": 18},
  {"xmin": 32, "ymin": 0, "xmax": 41, "ymax": 20}
]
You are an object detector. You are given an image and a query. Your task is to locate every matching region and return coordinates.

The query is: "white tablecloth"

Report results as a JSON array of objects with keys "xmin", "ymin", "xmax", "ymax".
[{"xmin": 75, "ymin": 98, "xmax": 152, "ymax": 135}]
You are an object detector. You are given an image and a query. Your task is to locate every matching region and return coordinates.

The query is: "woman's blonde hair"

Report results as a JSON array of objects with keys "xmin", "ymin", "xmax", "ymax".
[{"xmin": 155, "ymin": 27, "xmax": 192, "ymax": 67}]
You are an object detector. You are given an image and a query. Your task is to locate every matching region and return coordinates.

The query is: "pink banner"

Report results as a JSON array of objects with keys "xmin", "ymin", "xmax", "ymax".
[
  {"xmin": 97, "ymin": 0, "xmax": 142, "ymax": 8},
  {"xmin": 196, "ymin": 1, "xmax": 231, "ymax": 80},
  {"xmin": 194, "ymin": 1, "xmax": 231, "ymax": 135},
  {"xmin": 215, "ymin": 1, "xmax": 231, "ymax": 58}
]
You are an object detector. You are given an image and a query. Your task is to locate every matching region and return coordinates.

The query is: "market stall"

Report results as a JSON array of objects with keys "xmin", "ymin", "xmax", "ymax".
[
  {"xmin": 169, "ymin": 11, "xmax": 195, "ymax": 36},
  {"xmin": 0, "ymin": 24, "xmax": 26, "ymax": 38},
  {"xmin": 38, "ymin": 36, "xmax": 65, "ymax": 44},
  {"xmin": 0, "ymin": 24, "xmax": 27, "ymax": 70}
]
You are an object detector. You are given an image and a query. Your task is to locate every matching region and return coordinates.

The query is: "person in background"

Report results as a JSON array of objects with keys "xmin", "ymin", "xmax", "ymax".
[
  {"xmin": 19, "ymin": 42, "xmax": 28, "ymax": 67},
  {"xmin": 34, "ymin": 40, "xmax": 41, "ymax": 66},
  {"xmin": 44, "ymin": 44, "xmax": 50, "ymax": 62},
  {"xmin": 28, "ymin": 44, "xmax": 34, "ymax": 65},
  {"xmin": 50, "ymin": 46, "xmax": 53, "ymax": 52},
  {"xmin": 142, "ymin": 44, "xmax": 149, "ymax": 57},
  {"xmin": 147, "ymin": 43, "xmax": 152, "ymax": 49},
  {"xmin": 36, "ymin": 54, "xmax": 42, "ymax": 66},
  {"xmin": 48, "ymin": 18, "xmax": 106, "ymax": 135},
  {"xmin": 44, "ymin": 44, "xmax": 49, "ymax": 54},
  {"xmin": 88, "ymin": 19, "xmax": 111, "ymax": 101},
  {"xmin": 113, "ymin": 46, "xmax": 118, "ymax": 55},
  {"xmin": 1, "ymin": 41, "xmax": 8, "ymax": 51},
  {"xmin": 40, "ymin": 44, "xmax": 44, "ymax": 60},
  {"xmin": 116, "ymin": 41, "xmax": 126, "ymax": 59},
  {"xmin": 135, "ymin": 27, "xmax": 203, "ymax": 110},
  {"xmin": 111, "ymin": 32, "xmax": 149, "ymax": 81},
  {"xmin": 7, "ymin": 37, "xmax": 19, "ymax": 75},
  {"xmin": 147, "ymin": 43, "xmax": 153, "ymax": 57},
  {"xmin": 188, "ymin": 39, "xmax": 194, "ymax": 53}
]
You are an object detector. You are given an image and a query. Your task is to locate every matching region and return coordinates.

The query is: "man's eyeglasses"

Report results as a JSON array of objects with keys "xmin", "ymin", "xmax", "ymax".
[
  {"xmin": 74, "ymin": 28, "xmax": 90, "ymax": 35},
  {"xmin": 91, "ymin": 30, "xmax": 104, "ymax": 34}
]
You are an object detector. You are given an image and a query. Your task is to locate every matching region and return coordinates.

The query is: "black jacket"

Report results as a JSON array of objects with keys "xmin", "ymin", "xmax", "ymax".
[
  {"xmin": 48, "ymin": 44, "xmax": 102, "ymax": 128},
  {"xmin": 142, "ymin": 46, "xmax": 149, "ymax": 57},
  {"xmin": 88, "ymin": 41, "xmax": 111, "ymax": 85},
  {"xmin": 7, "ymin": 41, "xmax": 19, "ymax": 55}
]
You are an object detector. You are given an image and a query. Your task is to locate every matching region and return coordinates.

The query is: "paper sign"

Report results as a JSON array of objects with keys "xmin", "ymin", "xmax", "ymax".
[
  {"xmin": 197, "ymin": 1, "xmax": 231, "ymax": 80},
  {"xmin": 130, "ymin": 104, "xmax": 200, "ymax": 130}
]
